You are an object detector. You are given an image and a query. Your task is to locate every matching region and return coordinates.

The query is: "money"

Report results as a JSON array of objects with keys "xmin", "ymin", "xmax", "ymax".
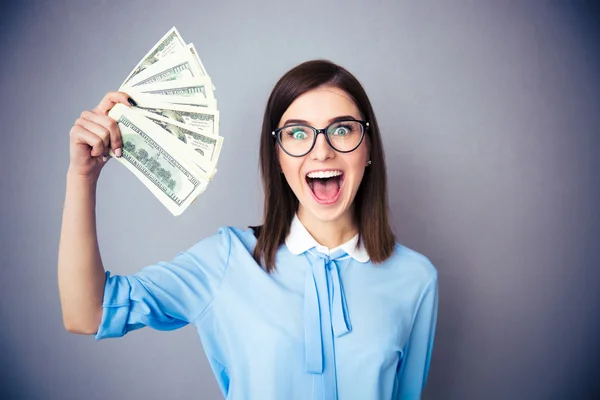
[
  {"xmin": 188, "ymin": 44, "xmax": 209, "ymax": 79},
  {"xmin": 125, "ymin": 44, "xmax": 207, "ymax": 88},
  {"xmin": 130, "ymin": 78, "xmax": 215, "ymax": 101},
  {"xmin": 108, "ymin": 104, "xmax": 209, "ymax": 216},
  {"xmin": 126, "ymin": 90, "xmax": 217, "ymax": 108},
  {"xmin": 140, "ymin": 111, "xmax": 222, "ymax": 178},
  {"xmin": 134, "ymin": 101, "xmax": 220, "ymax": 137},
  {"xmin": 110, "ymin": 27, "xmax": 221, "ymax": 215},
  {"xmin": 188, "ymin": 43, "xmax": 216, "ymax": 91},
  {"xmin": 121, "ymin": 27, "xmax": 187, "ymax": 87}
]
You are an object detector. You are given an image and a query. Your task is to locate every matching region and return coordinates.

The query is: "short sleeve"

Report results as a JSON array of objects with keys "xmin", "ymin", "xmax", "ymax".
[
  {"xmin": 94, "ymin": 227, "xmax": 232, "ymax": 340},
  {"xmin": 395, "ymin": 274, "xmax": 439, "ymax": 399}
]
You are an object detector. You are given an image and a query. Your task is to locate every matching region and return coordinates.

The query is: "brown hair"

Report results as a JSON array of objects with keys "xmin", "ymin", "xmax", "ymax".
[{"xmin": 251, "ymin": 60, "xmax": 395, "ymax": 272}]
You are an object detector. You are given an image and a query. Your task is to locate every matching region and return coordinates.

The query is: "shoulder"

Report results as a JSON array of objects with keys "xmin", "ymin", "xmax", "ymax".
[
  {"xmin": 173, "ymin": 225, "xmax": 258, "ymax": 276},
  {"xmin": 185, "ymin": 225, "xmax": 257, "ymax": 256},
  {"xmin": 380, "ymin": 242, "xmax": 438, "ymax": 286}
]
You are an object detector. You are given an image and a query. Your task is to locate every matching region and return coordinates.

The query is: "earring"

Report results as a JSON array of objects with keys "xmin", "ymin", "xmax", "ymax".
[{"xmin": 366, "ymin": 160, "xmax": 372, "ymax": 166}]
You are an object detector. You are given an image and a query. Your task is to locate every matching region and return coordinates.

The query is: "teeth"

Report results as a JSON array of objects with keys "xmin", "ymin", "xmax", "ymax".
[{"xmin": 307, "ymin": 170, "xmax": 343, "ymax": 179}]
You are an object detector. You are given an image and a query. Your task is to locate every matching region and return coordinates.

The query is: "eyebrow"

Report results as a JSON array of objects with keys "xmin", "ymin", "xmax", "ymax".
[{"xmin": 281, "ymin": 115, "xmax": 358, "ymax": 127}]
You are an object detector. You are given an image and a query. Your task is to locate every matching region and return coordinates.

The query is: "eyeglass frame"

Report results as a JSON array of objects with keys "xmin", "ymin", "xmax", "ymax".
[{"xmin": 271, "ymin": 118, "xmax": 369, "ymax": 157}]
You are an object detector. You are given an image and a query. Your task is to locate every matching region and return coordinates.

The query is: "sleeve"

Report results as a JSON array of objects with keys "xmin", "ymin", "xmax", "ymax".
[
  {"xmin": 94, "ymin": 227, "xmax": 232, "ymax": 340},
  {"xmin": 395, "ymin": 274, "xmax": 439, "ymax": 399}
]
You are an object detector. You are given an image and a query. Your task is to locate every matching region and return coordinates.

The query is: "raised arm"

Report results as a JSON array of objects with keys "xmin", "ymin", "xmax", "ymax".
[{"xmin": 58, "ymin": 91, "xmax": 133, "ymax": 334}]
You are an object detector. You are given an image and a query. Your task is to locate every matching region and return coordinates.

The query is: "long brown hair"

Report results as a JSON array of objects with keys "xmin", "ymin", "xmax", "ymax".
[{"xmin": 252, "ymin": 60, "xmax": 395, "ymax": 272}]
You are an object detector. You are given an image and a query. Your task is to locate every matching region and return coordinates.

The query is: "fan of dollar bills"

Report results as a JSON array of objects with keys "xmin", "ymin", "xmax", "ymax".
[{"xmin": 107, "ymin": 27, "xmax": 222, "ymax": 216}]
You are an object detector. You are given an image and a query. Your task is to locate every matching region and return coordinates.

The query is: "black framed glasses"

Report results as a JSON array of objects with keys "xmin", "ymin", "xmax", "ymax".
[{"xmin": 272, "ymin": 118, "xmax": 369, "ymax": 157}]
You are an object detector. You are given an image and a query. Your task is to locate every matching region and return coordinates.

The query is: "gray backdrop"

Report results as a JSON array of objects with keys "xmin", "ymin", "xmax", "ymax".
[{"xmin": 1, "ymin": 1, "xmax": 598, "ymax": 399}]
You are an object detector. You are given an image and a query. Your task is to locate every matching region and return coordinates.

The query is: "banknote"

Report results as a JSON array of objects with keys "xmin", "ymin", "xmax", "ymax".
[
  {"xmin": 121, "ymin": 27, "xmax": 187, "ymax": 87},
  {"xmin": 140, "ymin": 111, "xmax": 223, "ymax": 178},
  {"xmin": 125, "ymin": 44, "xmax": 208, "ymax": 88},
  {"xmin": 111, "ymin": 26, "xmax": 220, "ymax": 215},
  {"xmin": 134, "ymin": 101, "xmax": 220, "ymax": 138},
  {"xmin": 188, "ymin": 43, "xmax": 208, "ymax": 78},
  {"xmin": 129, "ymin": 77, "xmax": 215, "ymax": 101},
  {"xmin": 188, "ymin": 43, "xmax": 215, "ymax": 91},
  {"xmin": 125, "ymin": 90, "xmax": 217, "ymax": 108},
  {"xmin": 107, "ymin": 104, "xmax": 209, "ymax": 216}
]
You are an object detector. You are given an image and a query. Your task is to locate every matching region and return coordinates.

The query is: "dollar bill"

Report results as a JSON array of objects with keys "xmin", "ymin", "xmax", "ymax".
[
  {"xmin": 140, "ymin": 111, "xmax": 223, "ymax": 178},
  {"xmin": 135, "ymin": 102, "xmax": 220, "ymax": 138},
  {"xmin": 188, "ymin": 43, "xmax": 215, "ymax": 91},
  {"xmin": 130, "ymin": 77, "xmax": 215, "ymax": 101},
  {"xmin": 187, "ymin": 43, "xmax": 208, "ymax": 77},
  {"xmin": 125, "ymin": 45, "xmax": 208, "ymax": 88},
  {"xmin": 121, "ymin": 27, "xmax": 187, "ymax": 87},
  {"xmin": 107, "ymin": 104, "xmax": 209, "ymax": 216},
  {"xmin": 125, "ymin": 90, "xmax": 217, "ymax": 108}
]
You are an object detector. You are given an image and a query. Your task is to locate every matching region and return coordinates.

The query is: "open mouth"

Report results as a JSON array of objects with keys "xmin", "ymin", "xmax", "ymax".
[{"xmin": 305, "ymin": 170, "xmax": 344, "ymax": 204}]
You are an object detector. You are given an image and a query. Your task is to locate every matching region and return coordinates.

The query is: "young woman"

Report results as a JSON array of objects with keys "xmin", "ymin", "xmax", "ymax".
[{"xmin": 58, "ymin": 60, "xmax": 438, "ymax": 400}]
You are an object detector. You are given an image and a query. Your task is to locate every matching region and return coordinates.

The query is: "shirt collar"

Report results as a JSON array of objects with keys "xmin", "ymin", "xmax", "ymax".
[{"xmin": 285, "ymin": 214, "xmax": 370, "ymax": 263}]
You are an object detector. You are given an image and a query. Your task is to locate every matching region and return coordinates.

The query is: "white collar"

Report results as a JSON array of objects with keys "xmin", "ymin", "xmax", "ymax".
[{"xmin": 285, "ymin": 214, "xmax": 370, "ymax": 263}]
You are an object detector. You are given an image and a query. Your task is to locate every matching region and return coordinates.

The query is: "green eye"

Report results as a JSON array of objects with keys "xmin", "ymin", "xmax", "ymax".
[
  {"xmin": 292, "ymin": 129, "xmax": 307, "ymax": 140},
  {"xmin": 283, "ymin": 127, "xmax": 310, "ymax": 140},
  {"xmin": 331, "ymin": 126, "xmax": 350, "ymax": 136}
]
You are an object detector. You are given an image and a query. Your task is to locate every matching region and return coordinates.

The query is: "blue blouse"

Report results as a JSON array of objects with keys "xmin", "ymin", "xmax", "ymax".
[{"xmin": 95, "ymin": 224, "xmax": 438, "ymax": 400}]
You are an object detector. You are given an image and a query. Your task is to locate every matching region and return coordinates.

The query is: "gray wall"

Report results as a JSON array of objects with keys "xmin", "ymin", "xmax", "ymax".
[{"xmin": 1, "ymin": 1, "xmax": 598, "ymax": 399}]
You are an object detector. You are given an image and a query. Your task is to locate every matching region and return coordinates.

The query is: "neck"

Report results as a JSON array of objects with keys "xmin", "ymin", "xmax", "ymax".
[{"xmin": 297, "ymin": 207, "xmax": 358, "ymax": 249}]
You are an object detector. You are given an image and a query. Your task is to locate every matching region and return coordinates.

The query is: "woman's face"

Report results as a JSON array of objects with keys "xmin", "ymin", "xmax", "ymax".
[{"xmin": 277, "ymin": 85, "xmax": 369, "ymax": 225}]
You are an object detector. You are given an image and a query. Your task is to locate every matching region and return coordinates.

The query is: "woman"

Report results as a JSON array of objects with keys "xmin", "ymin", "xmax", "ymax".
[{"xmin": 58, "ymin": 60, "xmax": 438, "ymax": 400}]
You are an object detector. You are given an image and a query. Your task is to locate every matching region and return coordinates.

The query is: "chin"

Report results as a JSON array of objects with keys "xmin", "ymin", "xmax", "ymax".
[{"xmin": 299, "ymin": 193, "xmax": 353, "ymax": 223}]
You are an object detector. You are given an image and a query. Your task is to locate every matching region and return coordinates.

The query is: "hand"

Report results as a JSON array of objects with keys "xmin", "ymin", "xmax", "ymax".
[{"xmin": 68, "ymin": 91, "xmax": 135, "ymax": 178}]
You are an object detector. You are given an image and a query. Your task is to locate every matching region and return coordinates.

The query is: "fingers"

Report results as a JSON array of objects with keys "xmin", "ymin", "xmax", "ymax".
[
  {"xmin": 78, "ymin": 110, "xmax": 123, "ymax": 157},
  {"xmin": 92, "ymin": 91, "xmax": 136, "ymax": 115},
  {"xmin": 70, "ymin": 125, "xmax": 108, "ymax": 158},
  {"xmin": 75, "ymin": 114, "xmax": 110, "ymax": 151},
  {"xmin": 69, "ymin": 91, "xmax": 132, "ymax": 167}
]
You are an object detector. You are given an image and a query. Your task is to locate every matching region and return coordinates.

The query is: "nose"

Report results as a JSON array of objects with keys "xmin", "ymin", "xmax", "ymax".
[{"xmin": 310, "ymin": 131, "xmax": 335, "ymax": 161}]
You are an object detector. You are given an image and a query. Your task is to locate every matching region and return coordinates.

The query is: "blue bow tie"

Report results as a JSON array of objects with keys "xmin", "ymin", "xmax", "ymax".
[{"xmin": 304, "ymin": 248, "xmax": 352, "ymax": 379}]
